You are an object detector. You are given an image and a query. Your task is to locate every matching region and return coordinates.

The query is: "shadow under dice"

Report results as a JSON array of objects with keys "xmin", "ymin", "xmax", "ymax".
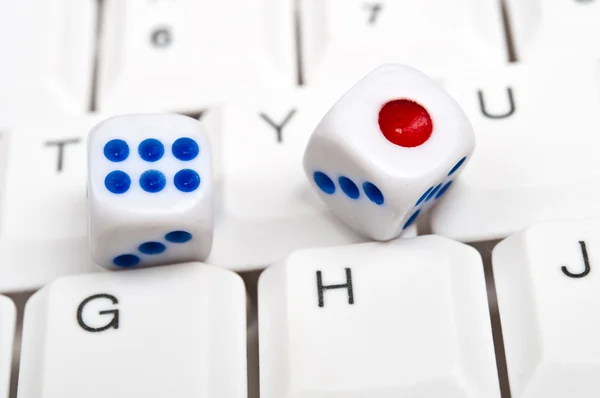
[
  {"xmin": 303, "ymin": 64, "xmax": 475, "ymax": 240},
  {"xmin": 88, "ymin": 114, "xmax": 214, "ymax": 269}
]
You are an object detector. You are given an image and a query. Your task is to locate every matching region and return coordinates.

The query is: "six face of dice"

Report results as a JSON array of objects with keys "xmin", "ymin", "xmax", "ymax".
[
  {"xmin": 303, "ymin": 64, "xmax": 475, "ymax": 241},
  {"xmin": 87, "ymin": 114, "xmax": 214, "ymax": 269}
]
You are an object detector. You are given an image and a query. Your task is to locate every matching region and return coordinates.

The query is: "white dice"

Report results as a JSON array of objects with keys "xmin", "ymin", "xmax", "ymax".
[
  {"xmin": 259, "ymin": 236, "xmax": 500, "ymax": 398},
  {"xmin": 87, "ymin": 114, "xmax": 214, "ymax": 269},
  {"xmin": 303, "ymin": 64, "xmax": 475, "ymax": 240},
  {"xmin": 16, "ymin": 263, "xmax": 247, "ymax": 398},
  {"xmin": 493, "ymin": 218, "xmax": 600, "ymax": 397}
]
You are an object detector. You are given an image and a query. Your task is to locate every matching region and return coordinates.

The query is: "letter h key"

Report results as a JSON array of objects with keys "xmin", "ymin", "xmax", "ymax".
[{"xmin": 258, "ymin": 237, "xmax": 500, "ymax": 398}]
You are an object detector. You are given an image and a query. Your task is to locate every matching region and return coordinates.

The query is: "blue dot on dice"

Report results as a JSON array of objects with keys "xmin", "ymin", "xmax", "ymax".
[
  {"xmin": 138, "ymin": 241, "xmax": 166, "ymax": 255},
  {"xmin": 363, "ymin": 182, "xmax": 384, "ymax": 205},
  {"xmin": 165, "ymin": 230, "xmax": 192, "ymax": 243},
  {"xmin": 435, "ymin": 181, "xmax": 453, "ymax": 200},
  {"xmin": 313, "ymin": 171, "xmax": 335, "ymax": 195},
  {"xmin": 339, "ymin": 176, "xmax": 360, "ymax": 199},
  {"xmin": 172, "ymin": 137, "xmax": 199, "ymax": 161},
  {"xmin": 448, "ymin": 157, "xmax": 467, "ymax": 176},
  {"xmin": 426, "ymin": 183, "xmax": 443, "ymax": 202},
  {"xmin": 140, "ymin": 170, "xmax": 166, "ymax": 193},
  {"xmin": 104, "ymin": 139, "xmax": 129, "ymax": 162},
  {"xmin": 416, "ymin": 186, "xmax": 433, "ymax": 206},
  {"xmin": 403, "ymin": 210, "xmax": 421, "ymax": 230},
  {"xmin": 138, "ymin": 138, "xmax": 164, "ymax": 162},
  {"xmin": 113, "ymin": 254, "xmax": 140, "ymax": 268},
  {"xmin": 174, "ymin": 169, "xmax": 200, "ymax": 192},
  {"xmin": 105, "ymin": 170, "xmax": 131, "ymax": 194}
]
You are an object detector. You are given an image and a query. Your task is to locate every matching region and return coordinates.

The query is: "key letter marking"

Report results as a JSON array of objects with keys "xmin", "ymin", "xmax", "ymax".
[{"xmin": 316, "ymin": 268, "xmax": 354, "ymax": 308}]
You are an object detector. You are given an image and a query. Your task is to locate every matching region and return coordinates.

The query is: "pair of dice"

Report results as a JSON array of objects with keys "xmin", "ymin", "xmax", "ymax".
[{"xmin": 88, "ymin": 65, "xmax": 475, "ymax": 269}]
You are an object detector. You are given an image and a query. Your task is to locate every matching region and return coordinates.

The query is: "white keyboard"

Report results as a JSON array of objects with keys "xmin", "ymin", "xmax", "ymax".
[{"xmin": 2, "ymin": 0, "xmax": 600, "ymax": 397}]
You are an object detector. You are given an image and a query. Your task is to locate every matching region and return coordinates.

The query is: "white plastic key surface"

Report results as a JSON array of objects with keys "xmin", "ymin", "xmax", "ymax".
[
  {"xmin": 431, "ymin": 62, "xmax": 600, "ymax": 242},
  {"xmin": 506, "ymin": 0, "xmax": 600, "ymax": 61},
  {"xmin": 0, "ymin": 296, "xmax": 15, "ymax": 398},
  {"xmin": 17, "ymin": 262, "xmax": 247, "ymax": 398},
  {"xmin": 0, "ymin": 0, "xmax": 95, "ymax": 118},
  {"xmin": 299, "ymin": 0, "xmax": 506, "ymax": 88},
  {"xmin": 1, "ymin": 116, "xmax": 103, "ymax": 241},
  {"xmin": 203, "ymin": 89, "xmax": 417, "ymax": 268},
  {"xmin": 98, "ymin": 0, "xmax": 295, "ymax": 112},
  {"xmin": 493, "ymin": 218, "xmax": 600, "ymax": 397},
  {"xmin": 259, "ymin": 236, "xmax": 500, "ymax": 398},
  {"xmin": 0, "ymin": 116, "xmax": 105, "ymax": 294}
]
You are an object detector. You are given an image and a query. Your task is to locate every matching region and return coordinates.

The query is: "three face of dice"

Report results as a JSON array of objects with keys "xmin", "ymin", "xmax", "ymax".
[
  {"xmin": 87, "ymin": 114, "xmax": 214, "ymax": 269},
  {"xmin": 303, "ymin": 64, "xmax": 474, "ymax": 241}
]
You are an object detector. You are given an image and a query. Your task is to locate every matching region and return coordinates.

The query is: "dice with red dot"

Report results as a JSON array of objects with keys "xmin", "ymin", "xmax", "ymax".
[
  {"xmin": 303, "ymin": 64, "xmax": 474, "ymax": 241},
  {"xmin": 87, "ymin": 114, "xmax": 214, "ymax": 269}
]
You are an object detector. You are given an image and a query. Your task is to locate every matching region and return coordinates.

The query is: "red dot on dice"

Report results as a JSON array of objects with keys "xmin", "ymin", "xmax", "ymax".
[{"xmin": 378, "ymin": 99, "xmax": 433, "ymax": 148}]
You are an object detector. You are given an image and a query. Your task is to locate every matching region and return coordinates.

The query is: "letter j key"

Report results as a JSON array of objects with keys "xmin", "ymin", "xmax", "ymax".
[{"xmin": 494, "ymin": 217, "xmax": 600, "ymax": 398}]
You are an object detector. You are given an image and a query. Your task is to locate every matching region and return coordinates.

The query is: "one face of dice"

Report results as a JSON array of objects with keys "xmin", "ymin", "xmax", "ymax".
[
  {"xmin": 303, "ymin": 64, "xmax": 474, "ymax": 241},
  {"xmin": 87, "ymin": 114, "xmax": 214, "ymax": 269}
]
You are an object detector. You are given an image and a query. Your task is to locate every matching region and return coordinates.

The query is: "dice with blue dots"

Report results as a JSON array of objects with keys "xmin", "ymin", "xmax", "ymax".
[
  {"xmin": 303, "ymin": 64, "xmax": 475, "ymax": 241},
  {"xmin": 87, "ymin": 114, "xmax": 214, "ymax": 269}
]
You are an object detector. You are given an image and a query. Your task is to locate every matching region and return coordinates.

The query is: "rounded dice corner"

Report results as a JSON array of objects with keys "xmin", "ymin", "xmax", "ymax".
[{"xmin": 302, "ymin": 63, "xmax": 476, "ymax": 174}]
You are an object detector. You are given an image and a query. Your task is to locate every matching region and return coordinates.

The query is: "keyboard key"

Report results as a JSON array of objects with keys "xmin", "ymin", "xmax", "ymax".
[
  {"xmin": 431, "ymin": 62, "xmax": 600, "ymax": 242},
  {"xmin": 0, "ymin": 295, "xmax": 15, "ymax": 398},
  {"xmin": 493, "ymin": 218, "xmax": 600, "ymax": 397},
  {"xmin": 97, "ymin": 0, "xmax": 295, "ymax": 112},
  {"xmin": 0, "ymin": 0, "xmax": 95, "ymax": 117},
  {"xmin": 17, "ymin": 263, "xmax": 247, "ymax": 397},
  {"xmin": 506, "ymin": 0, "xmax": 600, "ymax": 61},
  {"xmin": 299, "ymin": 0, "xmax": 506, "ymax": 87},
  {"xmin": 259, "ymin": 236, "xmax": 500, "ymax": 398},
  {"xmin": 204, "ymin": 89, "xmax": 416, "ymax": 269},
  {"xmin": 1, "ymin": 116, "xmax": 103, "ymax": 241}
]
